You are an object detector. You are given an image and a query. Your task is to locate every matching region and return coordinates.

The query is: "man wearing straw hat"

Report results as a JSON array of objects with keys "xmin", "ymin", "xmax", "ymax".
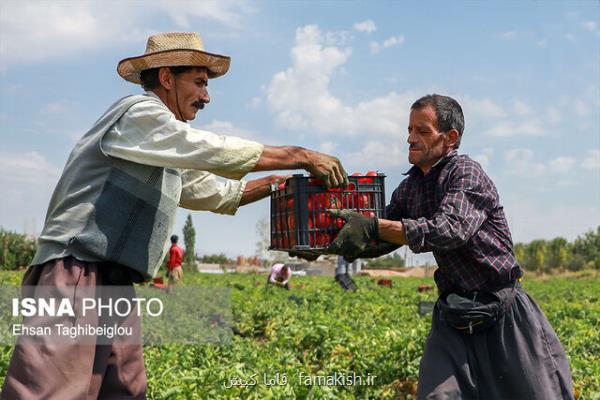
[{"xmin": 1, "ymin": 32, "xmax": 348, "ymax": 399}]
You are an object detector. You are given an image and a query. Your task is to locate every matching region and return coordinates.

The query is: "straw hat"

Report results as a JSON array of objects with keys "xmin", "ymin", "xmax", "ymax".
[{"xmin": 117, "ymin": 32, "xmax": 230, "ymax": 84}]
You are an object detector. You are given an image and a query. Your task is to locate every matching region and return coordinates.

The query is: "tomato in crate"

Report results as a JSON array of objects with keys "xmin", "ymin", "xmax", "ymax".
[{"xmin": 270, "ymin": 173, "xmax": 386, "ymax": 252}]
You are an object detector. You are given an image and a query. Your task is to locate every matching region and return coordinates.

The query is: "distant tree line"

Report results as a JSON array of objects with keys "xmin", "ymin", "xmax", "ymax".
[
  {"xmin": 1, "ymin": 225, "xmax": 598, "ymax": 273},
  {"xmin": 0, "ymin": 228, "xmax": 37, "ymax": 270},
  {"xmin": 364, "ymin": 252, "xmax": 406, "ymax": 269},
  {"xmin": 514, "ymin": 226, "xmax": 599, "ymax": 273}
]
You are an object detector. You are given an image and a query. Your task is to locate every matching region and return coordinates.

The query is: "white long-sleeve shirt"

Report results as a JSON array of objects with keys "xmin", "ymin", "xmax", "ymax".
[{"xmin": 101, "ymin": 91, "xmax": 264, "ymax": 215}]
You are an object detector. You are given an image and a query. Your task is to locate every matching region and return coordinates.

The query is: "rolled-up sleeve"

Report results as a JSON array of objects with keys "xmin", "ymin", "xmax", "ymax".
[
  {"xmin": 101, "ymin": 94, "xmax": 264, "ymax": 180},
  {"xmin": 403, "ymin": 164, "xmax": 493, "ymax": 253},
  {"xmin": 179, "ymin": 169, "xmax": 246, "ymax": 215}
]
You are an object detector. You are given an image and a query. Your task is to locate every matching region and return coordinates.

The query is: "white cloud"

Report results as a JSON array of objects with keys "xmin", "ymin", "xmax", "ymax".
[
  {"xmin": 504, "ymin": 148, "xmax": 546, "ymax": 177},
  {"xmin": 370, "ymin": 35, "xmax": 404, "ymax": 54},
  {"xmin": 319, "ymin": 141, "xmax": 338, "ymax": 154},
  {"xmin": 353, "ymin": 20, "xmax": 376, "ymax": 34},
  {"xmin": 574, "ymin": 99, "xmax": 590, "ymax": 116},
  {"xmin": 545, "ymin": 106, "xmax": 562, "ymax": 123},
  {"xmin": 513, "ymin": 99, "xmax": 532, "ymax": 116},
  {"xmin": 499, "ymin": 31, "xmax": 518, "ymax": 40},
  {"xmin": 41, "ymin": 101, "xmax": 70, "ymax": 115},
  {"xmin": 324, "ymin": 31, "xmax": 352, "ymax": 46},
  {"xmin": 582, "ymin": 21, "xmax": 598, "ymax": 32},
  {"xmin": 246, "ymin": 96, "xmax": 262, "ymax": 109},
  {"xmin": 343, "ymin": 141, "xmax": 407, "ymax": 170},
  {"xmin": 266, "ymin": 24, "xmax": 415, "ymax": 138},
  {"xmin": 485, "ymin": 119, "xmax": 545, "ymax": 137},
  {"xmin": 549, "ymin": 156, "xmax": 576, "ymax": 174},
  {"xmin": 0, "ymin": 151, "xmax": 61, "ymax": 184},
  {"xmin": 473, "ymin": 147, "xmax": 494, "ymax": 169},
  {"xmin": 199, "ymin": 119, "xmax": 258, "ymax": 140},
  {"xmin": 159, "ymin": 0, "xmax": 254, "ymax": 29},
  {"xmin": 582, "ymin": 149, "xmax": 600, "ymax": 170},
  {"xmin": 383, "ymin": 35, "xmax": 405, "ymax": 47},
  {"xmin": 369, "ymin": 41, "xmax": 382, "ymax": 54},
  {"xmin": 0, "ymin": 1, "xmax": 252, "ymax": 69},
  {"xmin": 0, "ymin": 151, "xmax": 63, "ymax": 237},
  {"xmin": 461, "ymin": 97, "xmax": 506, "ymax": 118}
]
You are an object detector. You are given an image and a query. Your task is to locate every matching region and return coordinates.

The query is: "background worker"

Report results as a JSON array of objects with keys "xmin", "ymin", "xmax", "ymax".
[
  {"xmin": 1, "ymin": 31, "xmax": 348, "ymax": 400},
  {"xmin": 267, "ymin": 263, "xmax": 292, "ymax": 289},
  {"xmin": 335, "ymin": 256, "xmax": 360, "ymax": 291},
  {"xmin": 328, "ymin": 94, "xmax": 573, "ymax": 399},
  {"xmin": 167, "ymin": 235, "xmax": 184, "ymax": 289}
]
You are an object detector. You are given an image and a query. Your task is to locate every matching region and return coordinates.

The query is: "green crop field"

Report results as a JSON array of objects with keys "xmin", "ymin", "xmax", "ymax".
[{"xmin": 0, "ymin": 270, "xmax": 598, "ymax": 399}]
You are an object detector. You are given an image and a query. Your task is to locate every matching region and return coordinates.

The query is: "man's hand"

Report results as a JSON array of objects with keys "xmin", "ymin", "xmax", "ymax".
[
  {"xmin": 304, "ymin": 150, "xmax": 348, "ymax": 189},
  {"xmin": 327, "ymin": 209, "xmax": 379, "ymax": 259},
  {"xmin": 252, "ymin": 146, "xmax": 348, "ymax": 188},
  {"xmin": 239, "ymin": 175, "xmax": 290, "ymax": 206}
]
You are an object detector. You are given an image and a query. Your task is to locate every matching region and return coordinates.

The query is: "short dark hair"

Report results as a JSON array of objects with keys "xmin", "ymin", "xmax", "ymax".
[
  {"xmin": 139, "ymin": 66, "xmax": 199, "ymax": 90},
  {"xmin": 170, "ymin": 235, "xmax": 179, "ymax": 244},
  {"xmin": 411, "ymin": 94, "xmax": 465, "ymax": 149}
]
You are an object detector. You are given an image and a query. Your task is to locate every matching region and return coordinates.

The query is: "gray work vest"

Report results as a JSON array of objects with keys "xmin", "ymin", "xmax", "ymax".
[{"xmin": 32, "ymin": 94, "xmax": 181, "ymax": 280}]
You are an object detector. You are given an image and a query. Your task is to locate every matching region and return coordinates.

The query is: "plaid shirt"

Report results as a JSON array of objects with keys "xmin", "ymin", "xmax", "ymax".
[{"xmin": 386, "ymin": 151, "xmax": 523, "ymax": 294}]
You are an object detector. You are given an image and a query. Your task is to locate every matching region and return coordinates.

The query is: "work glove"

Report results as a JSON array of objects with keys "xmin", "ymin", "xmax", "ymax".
[
  {"xmin": 342, "ymin": 241, "xmax": 400, "ymax": 263},
  {"xmin": 326, "ymin": 209, "xmax": 379, "ymax": 259},
  {"xmin": 288, "ymin": 250, "xmax": 320, "ymax": 262}
]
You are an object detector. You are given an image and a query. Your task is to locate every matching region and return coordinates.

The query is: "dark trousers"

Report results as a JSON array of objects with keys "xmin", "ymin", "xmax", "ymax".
[
  {"xmin": 417, "ymin": 287, "xmax": 574, "ymax": 399},
  {"xmin": 1, "ymin": 257, "xmax": 147, "ymax": 400}
]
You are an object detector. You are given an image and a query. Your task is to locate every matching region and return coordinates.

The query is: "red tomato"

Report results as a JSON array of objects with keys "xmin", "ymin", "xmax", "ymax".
[
  {"xmin": 346, "ymin": 182, "xmax": 356, "ymax": 191},
  {"xmin": 366, "ymin": 170, "xmax": 378, "ymax": 176},
  {"xmin": 353, "ymin": 193, "xmax": 369, "ymax": 209},
  {"xmin": 351, "ymin": 172, "xmax": 362, "ymax": 176},
  {"xmin": 316, "ymin": 232, "xmax": 325, "ymax": 247},
  {"xmin": 335, "ymin": 218, "xmax": 344, "ymax": 229},
  {"xmin": 319, "ymin": 193, "xmax": 331, "ymax": 210},
  {"xmin": 278, "ymin": 182, "xmax": 285, "ymax": 190},
  {"xmin": 307, "ymin": 194, "xmax": 314, "ymax": 211},
  {"xmin": 315, "ymin": 212, "xmax": 331, "ymax": 228},
  {"xmin": 341, "ymin": 192, "xmax": 354, "ymax": 208},
  {"xmin": 308, "ymin": 176, "xmax": 324, "ymax": 185},
  {"xmin": 307, "ymin": 217, "xmax": 314, "ymax": 229},
  {"xmin": 286, "ymin": 198, "xmax": 294, "ymax": 210},
  {"xmin": 287, "ymin": 214, "xmax": 296, "ymax": 230},
  {"xmin": 329, "ymin": 193, "xmax": 342, "ymax": 209},
  {"xmin": 362, "ymin": 211, "xmax": 376, "ymax": 218}
]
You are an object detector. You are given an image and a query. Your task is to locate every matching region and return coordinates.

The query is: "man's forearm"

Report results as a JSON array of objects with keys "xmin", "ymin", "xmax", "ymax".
[
  {"xmin": 252, "ymin": 145, "xmax": 308, "ymax": 171},
  {"xmin": 378, "ymin": 218, "xmax": 409, "ymax": 246},
  {"xmin": 239, "ymin": 175, "xmax": 288, "ymax": 206}
]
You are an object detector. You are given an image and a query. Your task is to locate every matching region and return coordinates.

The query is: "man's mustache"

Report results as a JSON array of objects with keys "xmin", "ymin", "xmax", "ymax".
[{"xmin": 192, "ymin": 100, "xmax": 206, "ymax": 110}]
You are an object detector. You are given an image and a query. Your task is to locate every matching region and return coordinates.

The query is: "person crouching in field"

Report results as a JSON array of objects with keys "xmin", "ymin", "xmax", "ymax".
[
  {"xmin": 167, "ymin": 235, "xmax": 184, "ymax": 289},
  {"xmin": 267, "ymin": 263, "xmax": 292, "ymax": 289},
  {"xmin": 328, "ymin": 94, "xmax": 574, "ymax": 399},
  {"xmin": 1, "ymin": 32, "xmax": 349, "ymax": 400}
]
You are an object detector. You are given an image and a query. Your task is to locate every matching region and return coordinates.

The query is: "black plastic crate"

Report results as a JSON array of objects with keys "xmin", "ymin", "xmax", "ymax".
[{"xmin": 270, "ymin": 173, "xmax": 386, "ymax": 252}]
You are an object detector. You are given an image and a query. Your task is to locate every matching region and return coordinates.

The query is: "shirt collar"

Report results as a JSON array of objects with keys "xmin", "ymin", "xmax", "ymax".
[
  {"xmin": 402, "ymin": 150, "xmax": 458, "ymax": 176},
  {"xmin": 145, "ymin": 90, "xmax": 164, "ymax": 104}
]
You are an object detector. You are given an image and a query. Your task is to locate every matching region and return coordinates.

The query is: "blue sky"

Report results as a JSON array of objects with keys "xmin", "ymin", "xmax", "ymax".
[{"xmin": 1, "ymin": 1, "xmax": 598, "ymax": 263}]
